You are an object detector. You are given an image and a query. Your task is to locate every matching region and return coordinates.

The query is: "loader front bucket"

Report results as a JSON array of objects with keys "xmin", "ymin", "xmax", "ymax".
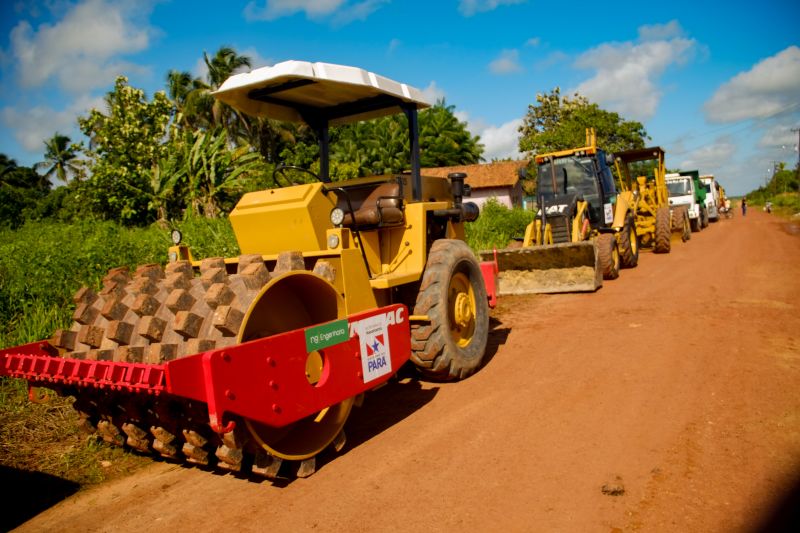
[{"xmin": 479, "ymin": 241, "xmax": 602, "ymax": 295}]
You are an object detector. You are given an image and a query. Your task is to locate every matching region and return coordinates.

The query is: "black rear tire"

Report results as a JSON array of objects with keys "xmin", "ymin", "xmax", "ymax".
[
  {"xmin": 597, "ymin": 233, "xmax": 620, "ymax": 280},
  {"xmin": 410, "ymin": 240, "xmax": 490, "ymax": 381},
  {"xmin": 618, "ymin": 214, "xmax": 639, "ymax": 268}
]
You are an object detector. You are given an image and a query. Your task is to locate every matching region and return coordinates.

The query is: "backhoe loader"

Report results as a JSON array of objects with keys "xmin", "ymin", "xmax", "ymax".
[{"xmin": 480, "ymin": 129, "xmax": 638, "ymax": 294}]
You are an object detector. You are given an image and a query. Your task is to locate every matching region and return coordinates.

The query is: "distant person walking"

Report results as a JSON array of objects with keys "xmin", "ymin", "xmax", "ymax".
[{"xmin": 741, "ymin": 197, "xmax": 747, "ymax": 216}]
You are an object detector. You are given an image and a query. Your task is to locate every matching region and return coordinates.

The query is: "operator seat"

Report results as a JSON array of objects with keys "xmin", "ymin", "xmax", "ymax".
[{"xmin": 341, "ymin": 181, "xmax": 404, "ymax": 227}]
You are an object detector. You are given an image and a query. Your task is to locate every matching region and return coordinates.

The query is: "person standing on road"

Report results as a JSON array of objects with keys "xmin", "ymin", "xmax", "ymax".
[{"xmin": 742, "ymin": 197, "xmax": 747, "ymax": 216}]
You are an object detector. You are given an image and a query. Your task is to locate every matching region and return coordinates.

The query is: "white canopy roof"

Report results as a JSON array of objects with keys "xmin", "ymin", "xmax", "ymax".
[{"xmin": 213, "ymin": 60, "xmax": 431, "ymax": 126}]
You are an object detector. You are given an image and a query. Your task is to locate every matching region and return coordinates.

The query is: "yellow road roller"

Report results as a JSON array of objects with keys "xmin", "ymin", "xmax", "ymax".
[{"xmin": 0, "ymin": 60, "xmax": 496, "ymax": 480}]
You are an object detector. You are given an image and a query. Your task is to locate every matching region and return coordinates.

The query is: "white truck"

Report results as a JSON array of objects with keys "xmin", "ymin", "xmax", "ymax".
[
  {"xmin": 666, "ymin": 171, "xmax": 708, "ymax": 232},
  {"xmin": 700, "ymin": 174, "xmax": 720, "ymax": 222}
]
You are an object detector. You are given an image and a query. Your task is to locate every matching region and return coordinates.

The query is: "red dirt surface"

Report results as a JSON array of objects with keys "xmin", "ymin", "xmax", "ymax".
[{"xmin": 14, "ymin": 209, "xmax": 800, "ymax": 532}]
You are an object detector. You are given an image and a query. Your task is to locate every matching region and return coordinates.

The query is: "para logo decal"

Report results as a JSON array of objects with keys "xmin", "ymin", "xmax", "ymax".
[{"xmin": 350, "ymin": 308, "xmax": 403, "ymax": 383}]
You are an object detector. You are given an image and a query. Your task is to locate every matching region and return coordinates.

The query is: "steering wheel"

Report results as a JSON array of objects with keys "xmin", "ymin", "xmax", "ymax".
[{"xmin": 272, "ymin": 165, "xmax": 320, "ymax": 187}]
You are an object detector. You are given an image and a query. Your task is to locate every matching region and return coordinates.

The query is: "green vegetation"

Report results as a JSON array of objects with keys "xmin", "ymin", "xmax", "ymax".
[
  {"xmin": 465, "ymin": 199, "xmax": 535, "ymax": 251},
  {"xmin": 518, "ymin": 88, "xmax": 648, "ymax": 194},
  {"xmin": 745, "ymin": 163, "xmax": 800, "ymax": 215},
  {"xmin": 0, "ymin": 216, "xmax": 238, "ymax": 487}
]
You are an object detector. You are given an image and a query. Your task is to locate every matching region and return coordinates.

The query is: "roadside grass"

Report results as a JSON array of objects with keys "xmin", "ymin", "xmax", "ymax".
[
  {"xmin": 0, "ymin": 378, "xmax": 151, "ymax": 486},
  {"xmin": 0, "ymin": 216, "xmax": 239, "ymax": 488}
]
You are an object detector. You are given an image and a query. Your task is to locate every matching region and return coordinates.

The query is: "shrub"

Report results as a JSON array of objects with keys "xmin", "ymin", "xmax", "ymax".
[{"xmin": 465, "ymin": 198, "xmax": 535, "ymax": 251}]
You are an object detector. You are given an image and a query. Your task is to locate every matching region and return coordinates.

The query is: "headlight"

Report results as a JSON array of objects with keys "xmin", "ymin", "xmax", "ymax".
[
  {"xmin": 171, "ymin": 229, "xmax": 182, "ymax": 245},
  {"xmin": 327, "ymin": 234, "xmax": 340, "ymax": 249},
  {"xmin": 330, "ymin": 208, "xmax": 345, "ymax": 226}
]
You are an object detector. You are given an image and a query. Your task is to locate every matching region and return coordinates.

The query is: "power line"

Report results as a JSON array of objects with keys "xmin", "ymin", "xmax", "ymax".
[{"xmin": 666, "ymin": 101, "xmax": 800, "ymax": 157}]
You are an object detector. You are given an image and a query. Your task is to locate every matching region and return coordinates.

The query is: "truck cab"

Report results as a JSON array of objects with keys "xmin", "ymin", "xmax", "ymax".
[
  {"xmin": 666, "ymin": 170, "xmax": 708, "ymax": 232},
  {"xmin": 700, "ymin": 174, "xmax": 720, "ymax": 222}
]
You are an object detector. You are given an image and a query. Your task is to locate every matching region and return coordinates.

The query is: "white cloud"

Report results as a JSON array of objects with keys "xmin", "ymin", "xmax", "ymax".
[
  {"xmin": 245, "ymin": 0, "xmax": 345, "ymax": 20},
  {"xmin": 572, "ymin": 23, "xmax": 696, "ymax": 121},
  {"xmin": 479, "ymin": 118, "xmax": 524, "ymax": 160},
  {"xmin": 489, "ymin": 49, "xmax": 522, "ymax": 75},
  {"xmin": 331, "ymin": 0, "xmax": 387, "ymax": 25},
  {"xmin": 536, "ymin": 50, "xmax": 569, "ymax": 70},
  {"xmin": 387, "ymin": 38, "xmax": 401, "ymax": 54},
  {"xmin": 525, "ymin": 37, "xmax": 540, "ymax": 47},
  {"xmin": 1, "ymin": 95, "xmax": 105, "ymax": 153},
  {"xmin": 638, "ymin": 20, "xmax": 684, "ymax": 41},
  {"xmin": 704, "ymin": 46, "xmax": 800, "ymax": 123},
  {"xmin": 758, "ymin": 122, "xmax": 799, "ymax": 150},
  {"xmin": 678, "ymin": 136, "xmax": 737, "ymax": 171},
  {"xmin": 239, "ymin": 47, "xmax": 273, "ymax": 70},
  {"xmin": 421, "ymin": 81, "xmax": 446, "ymax": 104},
  {"xmin": 9, "ymin": 0, "xmax": 155, "ymax": 94},
  {"xmin": 458, "ymin": 0, "xmax": 526, "ymax": 16},
  {"xmin": 458, "ymin": 112, "xmax": 523, "ymax": 160},
  {"xmin": 244, "ymin": 0, "xmax": 387, "ymax": 23}
]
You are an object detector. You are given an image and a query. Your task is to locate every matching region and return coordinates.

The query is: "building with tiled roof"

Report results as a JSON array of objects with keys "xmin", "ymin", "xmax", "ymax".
[{"xmin": 422, "ymin": 160, "xmax": 527, "ymax": 209}]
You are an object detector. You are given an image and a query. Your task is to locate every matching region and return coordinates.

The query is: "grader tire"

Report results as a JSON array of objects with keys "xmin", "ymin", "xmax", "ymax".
[
  {"xmin": 597, "ymin": 233, "xmax": 620, "ymax": 280},
  {"xmin": 654, "ymin": 207, "xmax": 671, "ymax": 254},
  {"xmin": 410, "ymin": 239, "xmax": 489, "ymax": 381},
  {"xmin": 618, "ymin": 215, "xmax": 639, "ymax": 269}
]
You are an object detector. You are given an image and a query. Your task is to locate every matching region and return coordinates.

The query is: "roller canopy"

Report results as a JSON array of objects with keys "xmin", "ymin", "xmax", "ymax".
[{"xmin": 213, "ymin": 60, "xmax": 431, "ymax": 126}]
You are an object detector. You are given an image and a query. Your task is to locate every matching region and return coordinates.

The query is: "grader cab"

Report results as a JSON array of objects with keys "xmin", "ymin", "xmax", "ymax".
[
  {"xmin": 0, "ymin": 61, "xmax": 495, "ymax": 480},
  {"xmin": 480, "ymin": 128, "xmax": 639, "ymax": 294},
  {"xmin": 613, "ymin": 146, "xmax": 689, "ymax": 250}
]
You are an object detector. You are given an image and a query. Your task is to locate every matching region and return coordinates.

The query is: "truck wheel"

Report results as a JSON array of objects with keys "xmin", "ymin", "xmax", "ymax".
[
  {"xmin": 681, "ymin": 209, "xmax": 691, "ymax": 241},
  {"xmin": 654, "ymin": 206, "xmax": 671, "ymax": 253},
  {"xmin": 597, "ymin": 233, "xmax": 620, "ymax": 280},
  {"xmin": 672, "ymin": 206, "xmax": 691, "ymax": 242},
  {"xmin": 411, "ymin": 239, "xmax": 489, "ymax": 381},
  {"xmin": 618, "ymin": 214, "xmax": 639, "ymax": 268},
  {"xmin": 701, "ymin": 207, "xmax": 709, "ymax": 228}
]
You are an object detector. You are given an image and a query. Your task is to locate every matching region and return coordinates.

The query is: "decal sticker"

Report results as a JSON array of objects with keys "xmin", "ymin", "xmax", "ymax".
[
  {"xmin": 545, "ymin": 204, "xmax": 568, "ymax": 215},
  {"xmin": 305, "ymin": 319, "xmax": 349, "ymax": 352},
  {"xmin": 604, "ymin": 203, "xmax": 613, "ymax": 224},
  {"xmin": 351, "ymin": 312, "xmax": 394, "ymax": 383}
]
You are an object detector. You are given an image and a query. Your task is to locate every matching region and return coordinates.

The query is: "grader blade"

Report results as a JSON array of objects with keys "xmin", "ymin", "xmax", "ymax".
[{"xmin": 480, "ymin": 241, "xmax": 602, "ymax": 295}]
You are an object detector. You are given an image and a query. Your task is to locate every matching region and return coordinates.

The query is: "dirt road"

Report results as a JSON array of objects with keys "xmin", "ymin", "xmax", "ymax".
[{"xmin": 15, "ymin": 209, "xmax": 800, "ymax": 532}]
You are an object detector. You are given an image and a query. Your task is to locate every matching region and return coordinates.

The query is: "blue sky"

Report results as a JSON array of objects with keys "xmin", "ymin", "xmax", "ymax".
[{"xmin": 1, "ymin": 0, "xmax": 798, "ymax": 195}]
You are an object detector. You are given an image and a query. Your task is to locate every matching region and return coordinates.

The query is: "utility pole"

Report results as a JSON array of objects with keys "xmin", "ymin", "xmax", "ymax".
[{"xmin": 792, "ymin": 127, "xmax": 800, "ymax": 169}]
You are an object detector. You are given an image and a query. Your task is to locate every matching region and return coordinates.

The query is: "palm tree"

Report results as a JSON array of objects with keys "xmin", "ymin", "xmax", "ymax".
[
  {"xmin": 35, "ymin": 133, "xmax": 82, "ymax": 184},
  {"xmin": 184, "ymin": 47, "xmax": 252, "ymax": 134},
  {"xmin": 166, "ymin": 69, "xmax": 200, "ymax": 124},
  {"xmin": 420, "ymin": 101, "xmax": 483, "ymax": 167}
]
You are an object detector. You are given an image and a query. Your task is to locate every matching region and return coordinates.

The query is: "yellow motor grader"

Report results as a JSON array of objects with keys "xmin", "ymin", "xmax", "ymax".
[
  {"xmin": 613, "ymin": 146, "xmax": 689, "ymax": 250},
  {"xmin": 480, "ymin": 129, "xmax": 639, "ymax": 294},
  {"xmin": 0, "ymin": 61, "xmax": 496, "ymax": 480}
]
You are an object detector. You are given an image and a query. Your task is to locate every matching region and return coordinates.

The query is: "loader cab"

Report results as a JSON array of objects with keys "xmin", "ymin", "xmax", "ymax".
[{"xmin": 536, "ymin": 150, "xmax": 616, "ymax": 226}]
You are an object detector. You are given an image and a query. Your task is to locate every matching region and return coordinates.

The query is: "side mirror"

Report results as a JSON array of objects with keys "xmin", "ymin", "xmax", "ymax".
[
  {"xmin": 605, "ymin": 153, "xmax": 615, "ymax": 166},
  {"xmin": 518, "ymin": 167, "xmax": 528, "ymax": 180},
  {"xmin": 463, "ymin": 184, "xmax": 472, "ymax": 197}
]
